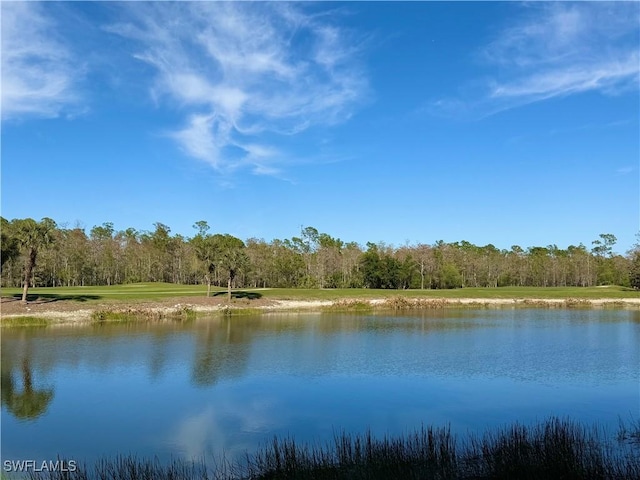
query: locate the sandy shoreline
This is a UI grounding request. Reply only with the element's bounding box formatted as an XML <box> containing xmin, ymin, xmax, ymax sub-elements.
<box><xmin>1</xmin><ymin>296</ymin><xmax>639</xmax><ymax>324</ymax></box>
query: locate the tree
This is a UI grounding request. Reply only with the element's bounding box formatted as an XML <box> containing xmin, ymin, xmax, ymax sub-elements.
<box><xmin>397</xmin><ymin>254</ymin><xmax>417</xmax><ymax>289</ymax></box>
<box><xmin>567</xmin><ymin>244</ymin><xmax>593</xmax><ymax>287</ymax></box>
<box><xmin>507</xmin><ymin>245</ymin><xmax>526</xmax><ymax>287</ymax></box>
<box><xmin>380</xmin><ymin>254</ymin><xmax>400</xmax><ymax>289</ymax></box>
<box><xmin>414</xmin><ymin>244</ymin><xmax>432</xmax><ymax>290</ymax></box>
<box><xmin>272</xmin><ymin>239</ymin><xmax>306</xmax><ymax>287</ymax></box>
<box><xmin>118</xmin><ymin>227</ymin><xmax>142</xmax><ymax>284</ymax></box>
<box><xmin>150</xmin><ymin>222</ymin><xmax>176</xmax><ymax>283</ymax></box>
<box><xmin>13</xmin><ymin>218</ymin><xmax>56</xmax><ymax>302</ymax></box>
<box><xmin>592</xmin><ymin>234</ymin><xmax>618</xmax><ymax>285</ymax></box>
<box><xmin>527</xmin><ymin>247</ymin><xmax>550</xmax><ymax>287</ymax></box>
<box><xmin>191</xmin><ymin>221</ymin><xmax>218</xmax><ymax>297</ymax></box>
<box><xmin>439</xmin><ymin>263</ymin><xmax>462</xmax><ymax>289</ymax></box>
<box><xmin>2</xmin><ymin>215</ymin><xmax>636</xmax><ymax>291</ymax></box>
<box><xmin>1</xmin><ymin>217</ymin><xmax>20</xmax><ymax>269</ymax></box>
<box><xmin>591</xmin><ymin>233</ymin><xmax>617</xmax><ymax>258</ymax></box>
<box><xmin>629</xmin><ymin>234</ymin><xmax>640</xmax><ymax>290</ymax></box>
<box><xmin>90</xmin><ymin>222</ymin><xmax>117</xmax><ymax>285</ymax></box>
<box><xmin>288</xmin><ymin>226</ymin><xmax>320</xmax><ymax>287</ymax></box>
<box><xmin>316</xmin><ymin>232</ymin><xmax>343</xmax><ymax>288</ymax></box>
<box><xmin>360</xmin><ymin>243</ymin><xmax>382</xmax><ymax>288</ymax></box>
<box><xmin>631</xmin><ymin>258</ymin><xmax>640</xmax><ymax>289</ymax></box>
<box><xmin>213</xmin><ymin>234</ymin><xmax>248</xmax><ymax>301</ymax></box>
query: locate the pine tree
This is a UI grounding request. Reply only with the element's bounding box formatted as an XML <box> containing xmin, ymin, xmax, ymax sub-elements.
<box><xmin>629</xmin><ymin>251</ymin><xmax>640</xmax><ymax>290</ymax></box>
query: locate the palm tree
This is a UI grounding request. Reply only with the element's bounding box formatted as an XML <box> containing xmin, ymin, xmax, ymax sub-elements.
<box><xmin>13</xmin><ymin>218</ymin><xmax>56</xmax><ymax>302</ymax></box>
<box><xmin>214</xmin><ymin>234</ymin><xmax>248</xmax><ymax>302</ymax></box>
<box><xmin>191</xmin><ymin>233</ymin><xmax>219</xmax><ymax>297</ymax></box>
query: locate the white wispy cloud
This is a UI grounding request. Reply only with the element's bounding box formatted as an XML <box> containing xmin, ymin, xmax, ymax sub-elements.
<box><xmin>170</xmin><ymin>397</ymin><xmax>282</xmax><ymax>462</ymax></box>
<box><xmin>107</xmin><ymin>2</ymin><xmax>368</xmax><ymax>175</ymax></box>
<box><xmin>1</xmin><ymin>2</ymin><xmax>80</xmax><ymax>121</ymax></box>
<box><xmin>432</xmin><ymin>3</ymin><xmax>640</xmax><ymax>118</ymax></box>
<box><xmin>616</xmin><ymin>166</ymin><xmax>635</xmax><ymax>176</ymax></box>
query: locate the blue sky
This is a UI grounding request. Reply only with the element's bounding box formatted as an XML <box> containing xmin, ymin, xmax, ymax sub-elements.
<box><xmin>2</xmin><ymin>1</ymin><xmax>639</xmax><ymax>254</ymax></box>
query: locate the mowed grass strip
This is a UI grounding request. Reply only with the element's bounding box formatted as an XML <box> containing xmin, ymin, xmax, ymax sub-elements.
<box><xmin>1</xmin><ymin>283</ymin><xmax>638</xmax><ymax>305</ymax></box>
<box><xmin>1</xmin><ymin>283</ymin><xmax>209</xmax><ymax>302</ymax></box>
<box><xmin>260</xmin><ymin>285</ymin><xmax>638</xmax><ymax>300</ymax></box>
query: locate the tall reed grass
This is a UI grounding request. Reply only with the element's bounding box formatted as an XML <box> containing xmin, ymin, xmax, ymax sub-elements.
<box><xmin>90</xmin><ymin>306</ymin><xmax>196</xmax><ymax>324</ymax></box>
<box><xmin>1</xmin><ymin>316</ymin><xmax>50</xmax><ymax>327</ymax></box>
<box><xmin>27</xmin><ymin>417</ymin><xmax>640</xmax><ymax>480</ymax></box>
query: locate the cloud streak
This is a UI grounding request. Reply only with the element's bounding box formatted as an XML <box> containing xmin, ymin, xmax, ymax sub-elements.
<box><xmin>107</xmin><ymin>2</ymin><xmax>368</xmax><ymax>175</ymax></box>
<box><xmin>616</xmin><ymin>166</ymin><xmax>635</xmax><ymax>176</ymax></box>
<box><xmin>432</xmin><ymin>3</ymin><xmax>639</xmax><ymax>118</ymax></box>
<box><xmin>1</xmin><ymin>2</ymin><xmax>80</xmax><ymax>121</ymax></box>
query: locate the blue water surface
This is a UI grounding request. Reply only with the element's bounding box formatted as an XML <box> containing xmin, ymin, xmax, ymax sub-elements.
<box><xmin>2</xmin><ymin>308</ymin><xmax>638</xmax><ymax>466</ymax></box>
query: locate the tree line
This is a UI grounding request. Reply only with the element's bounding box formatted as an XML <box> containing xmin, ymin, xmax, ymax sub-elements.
<box><xmin>1</xmin><ymin>217</ymin><xmax>638</xmax><ymax>301</ymax></box>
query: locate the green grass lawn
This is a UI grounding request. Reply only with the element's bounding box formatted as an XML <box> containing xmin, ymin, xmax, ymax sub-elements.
<box><xmin>260</xmin><ymin>285</ymin><xmax>639</xmax><ymax>300</ymax></box>
<box><xmin>1</xmin><ymin>283</ymin><xmax>208</xmax><ymax>302</ymax></box>
<box><xmin>1</xmin><ymin>283</ymin><xmax>638</xmax><ymax>305</ymax></box>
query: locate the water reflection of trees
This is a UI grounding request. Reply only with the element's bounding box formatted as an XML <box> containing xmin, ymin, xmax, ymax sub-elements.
<box><xmin>316</xmin><ymin>310</ymin><xmax>484</xmax><ymax>334</ymax></box>
<box><xmin>1</xmin><ymin>347</ymin><xmax>54</xmax><ymax>421</ymax></box>
<box><xmin>0</xmin><ymin>312</ymin><xmax>494</xmax><ymax>401</ymax></box>
<box><xmin>192</xmin><ymin>317</ymin><xmax>254</xmax><ymax>386</ymax></box>
<box><xmin>3</xmin><ymin>310</ymin><xmax>635</xmax><ymax>405</ymax></box>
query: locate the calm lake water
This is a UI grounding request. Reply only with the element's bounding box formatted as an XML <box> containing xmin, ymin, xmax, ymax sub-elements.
<box><xmin>2</xmin><ymin>309</ymin><xmax>639</xmax><ymax>467</ymax></box>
